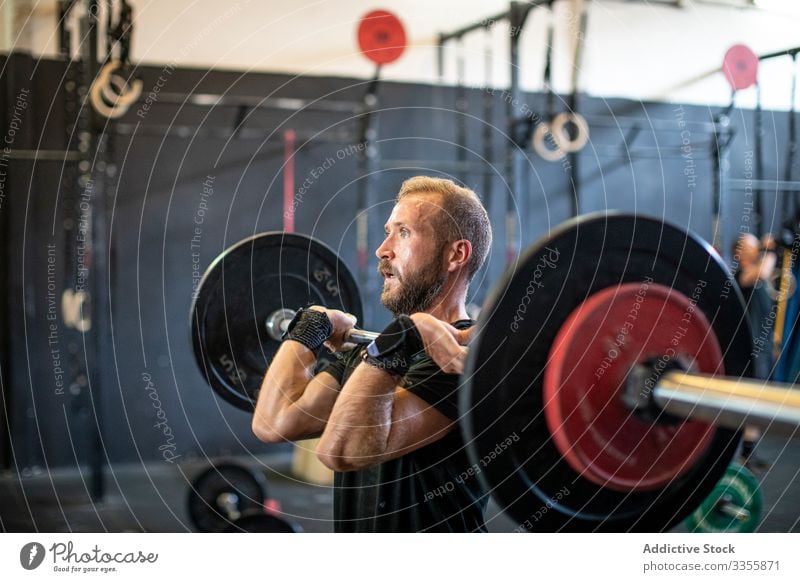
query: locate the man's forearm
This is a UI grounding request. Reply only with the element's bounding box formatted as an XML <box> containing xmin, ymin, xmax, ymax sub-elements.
<box><xmin>263</xmin><ymin>341</ymin><xmax>318</xmax><ymax>401</ymax></box>
<box><xmin>317</xmin><ymin>362</ymin><xmax>397</xmax><ymax>470</ymax></box>
<box><xmin>252</xmin><ymin>340</ymin><xmax>321</xmax><ymax>441</ymax></box>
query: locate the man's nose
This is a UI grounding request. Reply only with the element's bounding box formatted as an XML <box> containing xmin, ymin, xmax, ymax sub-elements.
<box><xmin>376</xmin><ymin>237</ymin><xmax>393</xmax><ymax>260</ymax></box>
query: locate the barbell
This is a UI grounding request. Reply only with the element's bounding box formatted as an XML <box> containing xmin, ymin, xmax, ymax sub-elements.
<box><xmin>190</xmin><ymin>213</ymin><xmax>800</xmax><ymax>531</ymax></box>
<box><xmin>187</xmin><ymin>462</ymin><xmax>301</xmax><ymax>532</ymax></box>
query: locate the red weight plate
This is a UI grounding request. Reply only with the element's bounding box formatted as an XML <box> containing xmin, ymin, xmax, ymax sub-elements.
<box><xmin>722</xmin><ymin>44</ymin><xmax>758</xmax><ymax>91</ymax></box>
<box><xmin>357</xmin><ymin>10</ymin><xmax>407</xmax><ymax>65</ymax></box>
<box><xmin>544</xmin><ymin>283</ymin><xmax>722</xmax><ymax>493</ymax></box>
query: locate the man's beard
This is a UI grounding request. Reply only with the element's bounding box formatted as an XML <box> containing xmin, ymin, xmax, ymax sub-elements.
<box><xmin>379</xmin><ymin>258</ymin><xmax>448</xmax><ymax>317</ymax></box>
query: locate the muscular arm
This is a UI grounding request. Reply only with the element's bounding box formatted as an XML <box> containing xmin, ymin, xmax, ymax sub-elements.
<box><xmin>252</xmin><ymin>306</ymin><xmax>358</xmax><ymax>443</ymax></box>
<box><xmin>316</xmin><ymin>362</ymin><xmax>454</xmax><ymax>472</ymax></box>
<box><xmin>251</xmin><ymin>340</ymin><xmax>343</xmax><ymax>443</ymax></box>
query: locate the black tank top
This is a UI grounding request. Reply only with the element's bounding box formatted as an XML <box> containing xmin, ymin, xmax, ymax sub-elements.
<box><xmin>320</xmin><ymin>319</ymin><xmax>488</xmax><ymax>532</ymax></box>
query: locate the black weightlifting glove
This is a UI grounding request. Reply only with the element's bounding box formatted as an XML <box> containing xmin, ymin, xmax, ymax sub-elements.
<box><xmin>362</xmin><ymin>315</ymin><xmax>424</xmax><ymax>377</ymax></box>
<box><xmin>282</xmin><ymin>307</ymin><xmax>333</xmax><ymax>354</ymax></box>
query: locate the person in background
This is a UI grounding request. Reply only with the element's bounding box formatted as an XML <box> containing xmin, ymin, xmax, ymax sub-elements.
<box><xmin>733</xmin><ymin>232</ymin><xmax>777</xmax><ymax>470</ymax></box>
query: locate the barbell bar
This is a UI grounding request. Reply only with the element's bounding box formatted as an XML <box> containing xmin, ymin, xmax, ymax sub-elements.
<box><xmin>263</xmin><ymin>307</ymin><xmax>379</xmax><ymax>344</ymax></box>
<box><xmin>253</xmin><ymin>264</ymin><xmax>800</xmax><ymax>446</ymax></box>
<box><xmin>647</xmin><ymin>371</ymin><xmax>800</xmax><ymax>437</ymax></box>
<box><xmin>260</xmin><ymin>290</ymin><xmax>800</xmax><ymax>440</ymax></box>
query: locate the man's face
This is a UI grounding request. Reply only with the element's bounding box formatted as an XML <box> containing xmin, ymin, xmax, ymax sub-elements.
<box><xmin>375</xmin><ymin>193</ymin><xmax>448</xmax><ymax>316</ymax></box>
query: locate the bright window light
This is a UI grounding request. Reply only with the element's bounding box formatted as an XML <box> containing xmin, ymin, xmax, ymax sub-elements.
<box><xmin>753</xmin><ymin>0</ymin><xmax>800</xmax><ymax>14</ymax></box>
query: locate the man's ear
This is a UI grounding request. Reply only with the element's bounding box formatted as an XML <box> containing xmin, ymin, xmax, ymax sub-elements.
<box><xmin>446</xmin><ymin>239</ymin><xmax>472</xmax><ymax>273</ymax></box>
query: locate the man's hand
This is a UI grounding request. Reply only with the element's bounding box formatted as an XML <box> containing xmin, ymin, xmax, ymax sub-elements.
<box><xmin>451</xmin><ymin>325</ymin><xmax>474</xmax><ymax>347</ymax></box>
<box><xmin>308</xmin><ymin>306</ymin><xmax>357</xmax><ymax>352</ymax></box>
<box><xmin>409</xmin><ymin>313</ymin><xmax>471</xmax><ymax>374</ymax></box>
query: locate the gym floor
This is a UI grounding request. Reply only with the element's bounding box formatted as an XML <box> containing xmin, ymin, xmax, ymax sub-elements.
<box><xmin>2</xmin><ymin>434</ymin><xmax>798</xmax><ymax>533</ymax></box>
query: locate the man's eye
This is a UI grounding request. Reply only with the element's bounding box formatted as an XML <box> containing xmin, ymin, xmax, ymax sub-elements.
<box><xmin>400</xmin><ymin>229</ymin><xmax>410</xmax><ymax>237</ymax></box>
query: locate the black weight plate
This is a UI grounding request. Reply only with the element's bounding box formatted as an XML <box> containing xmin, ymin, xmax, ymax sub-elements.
<box><xmin>225</xmin><ymin>510</ymin><xmax>303</xmax><ymax>533</ymax></box>
<box><xmin>190</xmin><ymin>232</ymin><xmax>363</xmax><ymax>411</ymax></box>
<box><xmin>187</xmin><ymin>463</ymin><xmax>269</xmax><ymax>532</ymax></box>
<box><xmin>461</xmin><ymin>213</ymin><xmax>752</xmax><ymax>532</ymax></box>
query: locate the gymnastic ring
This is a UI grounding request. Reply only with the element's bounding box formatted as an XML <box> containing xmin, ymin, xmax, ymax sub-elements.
<box><xmin>90</xmin><ymin>60</ymin><xmax>142</xmax><ymax>119</ymax></box>
<box><xmin>532</xmin><ymin>122</ymin><xmax>566</xmax><ymax>162</ymax></box>
<box><xmin>102</xmin><ymin>72</ymin><xmax>142</xmax><ymax>108</ymax></box>
<box><xmin>551</xmin><ymin>111</ymin><xmax>589</xmax><ymax>153</ymax></box>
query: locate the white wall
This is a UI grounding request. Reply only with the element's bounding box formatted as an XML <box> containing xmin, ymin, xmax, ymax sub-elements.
<box><xmin>9</xmin><ymin>0</ymin><xmax>800</xmax><ymax>110</ymax></box>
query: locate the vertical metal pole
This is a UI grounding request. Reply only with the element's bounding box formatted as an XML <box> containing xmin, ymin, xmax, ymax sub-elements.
<box><xmin>482</xmin><ymin>29</ymin><xmax>494</xmax><ymax>243</ymax></box>
<box><xmin>506</xmin><ymin>2</ymin><xmax>522</xmax><ymax>263</ymax></box>
<box><xmin>455</xmin><ymin>39</ymin><xmax>468</xmax><ymax>177</ymax></box>
<box><xmin>86</xmin><ymin>0</ymin><xmax>106</xmax><ymax>501</ymax></box>
<box><xmin>785</xmin><ymin>53</ymin><xmax>798</xmax><ymax>221</ymax></box>
<box><xmin>283</xmin><ymin>129</ymin><xmax>296</xmax><ymax>233</ymax></box>
<box><xmin>711</xmin><ymin>111</ymin><xmax>728</xmax><ymax>255</ymax></box>
<box><xmin>0</xmin><ymin>54</ymin><xmax>9</xmax><ymax>471</ymax></box>
<box><xmin>436</xmin><ymin>34</ymin><xmax>445</xmax><ymax>81</ymax></box>
<box><xmin>754</xmin><ymin>83</ymin><xmax>764</xmax><ymax>237</ymax></box>
<box><xmin>357</xmin><ymin>69</ymin><xmax>381</xmax><ymax>327</ymax></box>
<box><xmin>775</xmin><ymin>55</ymin><xmax>799</xmax><ymax>361</ymax></box>
<box><xmin>506</xmin><ymin>2</ymin><xmax>535</xmax><ymax>255</ymax></box>
<box><xmin>0</xmin><ymin>54</ymin><xmax>32</xmax><ymax>471</ymax></box>
<box><xmin>566</xmin><ymin>8</ymin><xmax>587</xmax><ymax>218</ymax></box>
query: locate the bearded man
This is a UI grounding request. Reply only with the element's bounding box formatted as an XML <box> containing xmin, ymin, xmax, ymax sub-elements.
<box><xmin>252</xmin><ymin>176</ymin><xmax>492</xmax><ymax>532</ymax></box>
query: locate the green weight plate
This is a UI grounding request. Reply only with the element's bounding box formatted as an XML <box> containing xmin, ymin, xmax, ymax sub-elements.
<box><xmin>685</xmin><ymin>463</ymin><xmax>763</xmax><ymax>533</ymax></box>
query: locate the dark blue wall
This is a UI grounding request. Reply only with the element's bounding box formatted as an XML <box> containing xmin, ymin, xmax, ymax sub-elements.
<box><xmin>2</xmin><ymin>54</ymin><xmax>797</xmax><ymax>469</ymax></box>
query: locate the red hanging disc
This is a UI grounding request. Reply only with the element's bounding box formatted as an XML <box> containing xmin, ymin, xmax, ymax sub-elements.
<box><xmin>722</xmin><ymin>44</ymin><xmax>759</xmax><ymax>91</ymax></box>
<box><xmin>357</xmin><ymin>10</ymin><xmax>407</xmax><ymax>66</ymax></box>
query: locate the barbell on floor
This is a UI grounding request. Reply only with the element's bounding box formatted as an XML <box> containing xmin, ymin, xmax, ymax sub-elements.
<box><xmin>187</xmin><ymin>462</ymin><xmax>301</xmax><ymax>533</ymax></box>
<box><xmin>190</xmin><ymin>212</ymin><xmax>800</xmax><ymax>531</ymax></box>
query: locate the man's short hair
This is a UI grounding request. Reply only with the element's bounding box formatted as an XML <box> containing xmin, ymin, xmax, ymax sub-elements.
<box><xmin>397</xmin><ymin>176</ymin><xmax>492</xmax><ymax>282</ymax></box>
